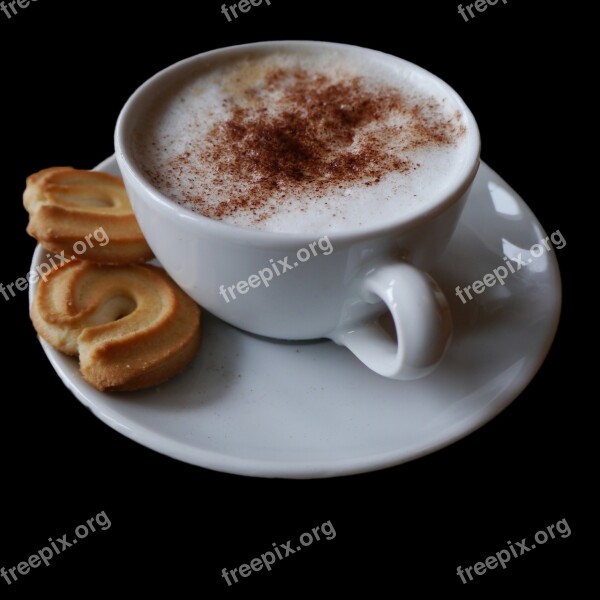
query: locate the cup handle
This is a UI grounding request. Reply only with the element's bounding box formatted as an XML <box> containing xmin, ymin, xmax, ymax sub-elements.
<box><xmin>330</xmin><ymin>262</ymin><xmax>452</xmax><ymax>380</ymax></box>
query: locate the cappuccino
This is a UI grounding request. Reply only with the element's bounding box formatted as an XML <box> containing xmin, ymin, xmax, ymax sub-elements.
<box><xmin>134</xmin><ymin>48</ymin><xmax>469</xmax><ymax>233</ymax></box>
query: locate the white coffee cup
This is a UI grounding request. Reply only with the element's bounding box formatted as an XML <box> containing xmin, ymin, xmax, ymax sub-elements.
<box><xmin>115</xmin><ymin>41</ymin><xmax>480</xmax><ymax>380</ymax></box>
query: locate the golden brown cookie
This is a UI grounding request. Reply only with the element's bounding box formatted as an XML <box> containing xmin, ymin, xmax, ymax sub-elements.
<box><xmin>24</xmin><ymin>167</ymin><xmax>153</xmax><ymax>265</ymax></box>
<box><xmin>31</xmin><ymin>260</ymin><xmax>201</xmax><ymax>392</ymax></box>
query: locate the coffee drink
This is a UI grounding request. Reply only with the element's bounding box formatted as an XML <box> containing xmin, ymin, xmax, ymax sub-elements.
<box><xmin>133</xmin><ymin>47</ymin><xmax>468</xmax><ymax>233</ymax></box>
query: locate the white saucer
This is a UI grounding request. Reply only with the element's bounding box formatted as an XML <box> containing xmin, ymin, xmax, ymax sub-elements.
<box><xmin>29</xmin><ymin>156</ymin><xmax>561</xmax><ymax>478</ymax></box>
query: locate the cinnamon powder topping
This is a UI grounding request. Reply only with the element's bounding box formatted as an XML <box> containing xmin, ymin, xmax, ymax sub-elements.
<box><xmin>146</xmin><ymin>67</ymin><xmax>465</xmax><ymax>224</ymax></box>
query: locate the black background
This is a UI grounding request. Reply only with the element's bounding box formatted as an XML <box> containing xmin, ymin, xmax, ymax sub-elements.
<box><xmin>1</xmin><ymin>0</ymin><xmax>586</xmax><ymax>594</ymax></box>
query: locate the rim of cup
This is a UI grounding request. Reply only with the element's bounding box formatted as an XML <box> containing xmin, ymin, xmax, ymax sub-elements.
<box><xmin>115</xmin><ymin>40</ymin><xmax>481</xmax><ymax>245</ymax></box>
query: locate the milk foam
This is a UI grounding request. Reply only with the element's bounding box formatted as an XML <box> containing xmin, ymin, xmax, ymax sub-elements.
<box><xmin>133</xmin><ymin>49</ymin><xmax>469</xmax><ymax>233</ymax></box>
